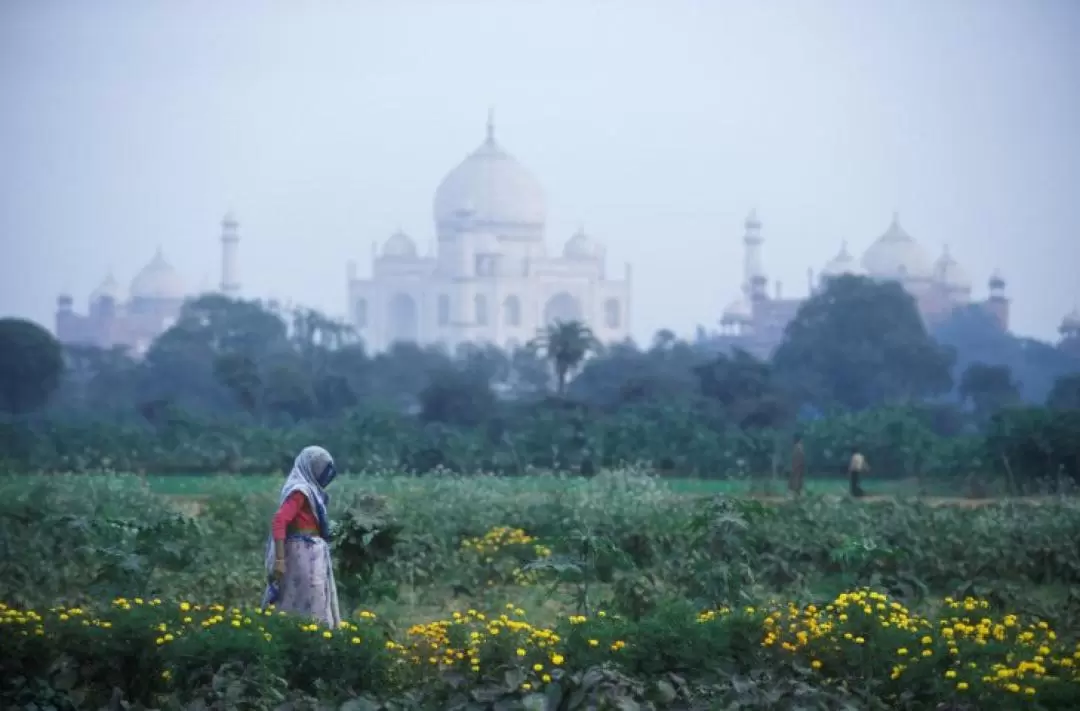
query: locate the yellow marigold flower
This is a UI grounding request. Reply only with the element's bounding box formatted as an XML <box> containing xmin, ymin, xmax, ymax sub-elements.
<box><xmin>551</xmin><ymin>653</ymin><xmax>564</xmax><ymax>665</ymax></box>
<box><xmin>811</xmin><ymin>660</ymin><xmax>822</xmax><ymax>669</ymax></box>
<box><xmin>957</xmin><ymin>682</ymin><xmax>969</xmax><ymax>691</ymax></box>
<box><xmin>897</xmin><ymin>648</ymin><xmax>908</xmax><ymax>656</ymax></box>
<box><xmin>944</xmin><ymin>670</ymin><xmax>956</xmax><ymax>679</ymax></box>
<box><xmin>517</xmin><ymin>648</ymin><xmax>527</xmax><ymax>657</ymax></box>
<box><xmin>533</xmin><ymin>663</ymin><xmax>543</xmax><ymax>672</ymax></box>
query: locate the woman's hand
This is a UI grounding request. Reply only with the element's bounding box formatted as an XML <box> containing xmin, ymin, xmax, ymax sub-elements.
<box><xmin>273</xmin><ymin>558</ymin><xmax>286</xmax><ymax>581</ymax></box>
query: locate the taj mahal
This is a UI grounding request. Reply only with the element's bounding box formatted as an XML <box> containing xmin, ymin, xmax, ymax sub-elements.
<box><xmin>54</xmin><ymin>114</ymin><xmax>1080</xmax><ymax>357</ymax></box>
<box><xmin>345</xmin><ymin>113</ymin><xmax>632</xmax><ymax>352</ymax></box>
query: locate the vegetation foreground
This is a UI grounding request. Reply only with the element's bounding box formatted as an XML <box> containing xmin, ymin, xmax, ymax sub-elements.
<box><xmin>3</xmin><ymin>470</ymin><xmax>1080</xmax><ymax>709</ymax></box>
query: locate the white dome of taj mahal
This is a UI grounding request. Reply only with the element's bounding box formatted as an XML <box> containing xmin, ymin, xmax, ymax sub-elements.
<box><xmin>721</xmin><ymin>294</ymin><xmax>753</xmax><ymax>324</ymax></box>
<box><xmin>382</xmin><ymin>229</ymin><xmax>419</xmax><ymax>258</ymax></box>
<box><xmin>861</xmin><ymin>212</ymin><xmax>934</xmax><ymax>281</ymax></box>
<box><xmin>433</xmin><ymin>112</ymin><xmax>546</xmax><ymax>234</ymax></box>
<box><xmin>563</xmin><ymin>227</ymin><xmax>605</xmax><ymax>260</ymax></box>
<box><xmin>932</xmin><ymin>244</ymin><xmax>972</xmax><ymax>292</ymax></box>
<box><xmin>820</xmin><ymin>240</ymin><xmax>867</xmax><ymax>280</ymax></box>
<box><xmin>130</xmin><ymin>248</ymin><xmax>186</xmax><ymax>301</ymax></box>
<box><xmin>89</xmin><ymin>272</ymin><xmax>121</xmax><ymax>304</ymax></box>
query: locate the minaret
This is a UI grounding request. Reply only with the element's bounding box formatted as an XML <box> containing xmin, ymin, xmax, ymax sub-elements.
<box><xmin>986</xmin><ymin>269</ymin><xmax>1009</xmax><ymax>331</ymax></box>
<box><xmin>742</xmin><ymin>209</ymin><xmax>767</xmax><ymax>301</ymax></box>
<box><xmin>220</xmin><ymin>211</ymin><xmax>240</xmax><ymax>296</ymax></box>
<box><xmin>485</xmin><ymin>107</ymin><xmax>495</xmax><ymax>145</ymax></box>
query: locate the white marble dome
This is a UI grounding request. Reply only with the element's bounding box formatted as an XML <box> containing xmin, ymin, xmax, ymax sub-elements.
<box><xmin>1061</xmin><ymin>306</ymin><xmax>1080</xmax><ymax>333</ymax></box>
<box><xmin>563</xmin><ymin>227</ymin><xmax>605</xmax><ymax>259</ymax></box>
<box><xmin>433</xmin><ymin>116</ymin><xmax>546</xmax><ymax>232</ymax></box>
<box><xmin>932</xmin><ymin>245</ymin><xmax>971</xmax><ymax>292</ymax></box>
<box><xmin>382</xmin><ymin>229</ymin><xmax>419</xmax><ymax>258</ymax></box>
<box><xmin>861</xmin><ymin>213</ymin><xmax>934</xmax><ymax>281</ymax></box>
<box><xmin>89</xmin><ymin>272</ymin><xmax>121</xmax><ymax>304</ymax></box>
<box><xmin>721</xmin><ymin>295</ymin><xmax>753</xmax><ymax>324</ymax></box>
<box><xmin>130</xmin><ymin>248</ymin><xmax>185</xmax><ymax>301</ymax></box>
<box><xmin>821</xmin><ymin>241</ymin><xmax>867</xmax><ymax>279</ymax></box>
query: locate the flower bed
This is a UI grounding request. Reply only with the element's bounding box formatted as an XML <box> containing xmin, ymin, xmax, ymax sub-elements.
<box><xmin>3</xmin><ymin>589</ymin><xmax>1079</xmax><ymax>708</ymax></box>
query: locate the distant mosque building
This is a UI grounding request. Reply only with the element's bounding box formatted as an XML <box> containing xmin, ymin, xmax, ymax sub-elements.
<box><xmin>715</xmin><ymin>210</ymin><xmax>1013</xmax><ymax>359</ymax></box>
<box><xmin>55</xmin><ymin>213</ymin><xmax>241</xmax><ymax>354</ymax></box>
<box><xmin>346</xmin><ymin>113</ymin><xmax>633</xmax><ymax>351</ymax></box>
<box><xmin>1060</xmin><ymin>305</ymin><xmax>1080</xmax><ymax>359</ymax></box>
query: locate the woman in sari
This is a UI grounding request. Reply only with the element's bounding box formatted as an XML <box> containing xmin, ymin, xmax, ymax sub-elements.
<box><xmin>262</xmin><ymin>445</ymin><xmax>341</xmax><ymax>628</ymax></box>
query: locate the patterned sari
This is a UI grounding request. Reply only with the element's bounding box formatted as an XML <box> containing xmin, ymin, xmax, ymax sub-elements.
<box><xmin>262</xmin><ymin>446</ymin><xmax>342</xmax><ymax>628</ymax></box>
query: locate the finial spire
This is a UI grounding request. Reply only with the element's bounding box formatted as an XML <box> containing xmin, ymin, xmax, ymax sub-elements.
<box><xmin>486</xmin><ymin>107</ymin><xmax>495</xmax><ymax>144</ymax></box>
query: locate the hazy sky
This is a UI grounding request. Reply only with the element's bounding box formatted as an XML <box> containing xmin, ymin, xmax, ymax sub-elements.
<box><xmin>2</xmin><ymin>0</ymin><xmax>1079</xmax><ymax>342</ymax></box>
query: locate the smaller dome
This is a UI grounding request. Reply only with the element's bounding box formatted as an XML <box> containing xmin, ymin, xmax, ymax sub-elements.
<box><xmin>563</xmin><ymin>227</ymin><xmax>605</xmax><ymax>260</ymax></box>
<box><xmin>1061</xmin><ymin>306</ymin><xmax>1080</xmax><ymax>333</ymax></box>
<box><xmin>932</xmin><ymin>245</ymin><xmax>971</xmax><ymax>291</ymax></box>
<box><xmin>90</xmin><ymin>272</ymin><xmax>121</xmax><ymax>304</ymax></box>
<box><xmin>382</xmin><ymin>229</ymin><xmax>418</xmax><ymax>258</ymax></box>
<box><xmin>821</xmin><ymin>241</ymin><xmax>867</xmax><ymax>279</ymax></box>
<box><xmin>721</xmin><ymin>295</ymin><xmax>753</xmax><ymax>324</ymax></box>
<box><xmin>989</xmin><ymin>268</ymin><xmax>1006</xmax><ymax>289</ymax></box>
<box><xmin>130</xmin><ymin>248</ymin><xmax>186</xmax><ymax>301</ymax></box>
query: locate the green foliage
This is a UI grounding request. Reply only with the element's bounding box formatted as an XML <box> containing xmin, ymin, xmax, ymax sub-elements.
<box><xmin>960</xmin><ymin>362</ymin><xmax>1021</xmax><ymax>420</ymax></box>
<box><xmin>529</xmin><ymin>319</ymin><xmax>597</xmax><ymax>395</ymax></box>
<box><xmin>3</xmin><ymin>472</ymin><xmax>1080</xmax><ymax>708</ymax></box>
<box><xmin>774</xmin><ymin>275</ymin><xmax>955</xmax><ymax>410</ymax></box>
<box><xmin>1047</xmin><ymin>373</ymin><xmax>1080</xmax><ymax>411</ymax></box>
<box><xmin>0</xmin><ymin>317</ymin><xmax>64</xmax><ymax>414</ymax></box>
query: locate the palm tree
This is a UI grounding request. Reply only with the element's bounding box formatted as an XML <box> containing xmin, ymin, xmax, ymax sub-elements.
<box><xmin>528</xmin><ymin>320</ymin><xmax>598</xmax><ymax>396</ymax></box>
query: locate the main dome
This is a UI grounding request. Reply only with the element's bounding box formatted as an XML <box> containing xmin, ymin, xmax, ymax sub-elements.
<box><xmin>861</xmin><ymin>213</ymin><xmax>933</xmax><ymax>281</ymax></box>
<box><xmin>130</xmin><ymin>248</ymin><xmax>186</xmax><ymax>301</ymax></box>
<box><xmin>432</xmin><ymin>115</ymin><xmax>546</xmax><ymax>234</ymax></box>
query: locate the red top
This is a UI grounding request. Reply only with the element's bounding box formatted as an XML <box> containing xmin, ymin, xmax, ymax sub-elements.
<box><xmin>272</xmin><ymin>491</ymin><xmax>319</xmax><ymax>540</ymax></box>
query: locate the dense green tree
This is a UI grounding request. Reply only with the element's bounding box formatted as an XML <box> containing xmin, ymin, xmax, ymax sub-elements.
<box><xmin>933</xmin><ymin>305</ymin><xmax>1080</xmax><ymax>403</ymax></box>
<box><xmin>773</xmin><ymin>275</ymin><xmax>954</xmax><ymax>410</ymax></box>
<box><xmin>0</xmin><ymin>318</ymin><xmax>64</xmax><ymax>414</ymax></box>
<box><xmin>959</xmin><ymin>362</ymin><xmax>1021</xmax><ymax>419</ymax></box>
<box><xmin>419</xmin><ymin>365</ymin><xmax>497</xmax><ymax>428</ymax></box>
<box><xmin>1047</xmin><ymin>373</ymin><xmax>1080</xmax><ymax>411</ymax></box>
<box><xmin>694</xmin><ymin>349</ymin><xmax>789</xmax><ymax>429</ymax></box>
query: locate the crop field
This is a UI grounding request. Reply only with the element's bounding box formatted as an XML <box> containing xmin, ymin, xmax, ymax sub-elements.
<box><xmin>139</xmin><ymin>471</ymin><xmax>954</xmax><ymax>499</ymax></box>
<box><xmin>3</xmin><ymin>469</ymin><xmax>1080</xmax><ymax>709</ymax></box>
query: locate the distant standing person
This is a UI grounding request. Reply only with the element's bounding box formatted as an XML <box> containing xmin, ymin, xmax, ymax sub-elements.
<box><xmin>789</xmin><ymin>434</ymin><xmax>806</xmax><ymax>496</ymax></box>
<box><xmin>848</xmin><ymin>446</ymin><xmax>869</xmax><ymax>498</ymax></box>
<box><xmin>262</xmin><ymin>445</ymin><xmax>342</xmax><ymax>628</ymax></box>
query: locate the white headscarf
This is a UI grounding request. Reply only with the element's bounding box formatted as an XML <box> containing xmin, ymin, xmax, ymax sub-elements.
<box><xmin>263</xmin><ymin>446</ymin><xmax>335</xmax><ymax>577</ymax></box>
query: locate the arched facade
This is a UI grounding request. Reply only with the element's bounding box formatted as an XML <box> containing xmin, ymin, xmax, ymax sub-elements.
<box><xmin>386</xmin><ymin>293</ymin><xmax>419</xmax><ymax>345</ymax></box>
<box><xmin>346</xmin><ymin>116</ymin><xmax>633</xmax><ymax>351</ymax></box>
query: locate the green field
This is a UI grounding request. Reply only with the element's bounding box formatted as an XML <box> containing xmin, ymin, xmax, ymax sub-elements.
<box><xmin>3</xmin><ymin>469</ymin><xmax>1078</xmax><ymax>708</ymax></box>
<box><xmin>141</xmin><ymin>470</ymin><xmax>951</xmax><ymax>499</ymax></box>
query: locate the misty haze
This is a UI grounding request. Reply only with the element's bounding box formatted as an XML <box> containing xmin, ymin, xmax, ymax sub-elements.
<box><xmin>1</xmin><ymin>1</ymin><xmax>1080</xmax><ymax>709</ymax></box>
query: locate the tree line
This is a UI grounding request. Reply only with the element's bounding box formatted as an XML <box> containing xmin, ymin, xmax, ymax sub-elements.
<box><xmin>0</xmin><ymin>275</ymin><xmax>1078</xmax><ymax>483</ymax></box>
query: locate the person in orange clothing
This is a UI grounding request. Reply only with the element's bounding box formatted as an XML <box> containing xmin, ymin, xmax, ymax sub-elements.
<box><xmin>261</xmin><ymin>445</ymin><xmax>341</xmax><ymax>628</ymax></box>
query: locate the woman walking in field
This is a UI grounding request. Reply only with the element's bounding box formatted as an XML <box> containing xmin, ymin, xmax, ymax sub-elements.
<box><xmin>262</xmin><ymin>445</ymin><xmax>341</xmax><ymax>628</ymax></box>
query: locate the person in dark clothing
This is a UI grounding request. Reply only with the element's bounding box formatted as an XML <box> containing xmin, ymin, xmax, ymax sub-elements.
<box><xmin>848</xmin><ymin>445</ymin><xmax>869</xmax><ymax>497</ymax></box>
<box><xmin>789</xmin><ymin>434</ymin><xmax>806</xmax><ymax>496</ymax></box>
